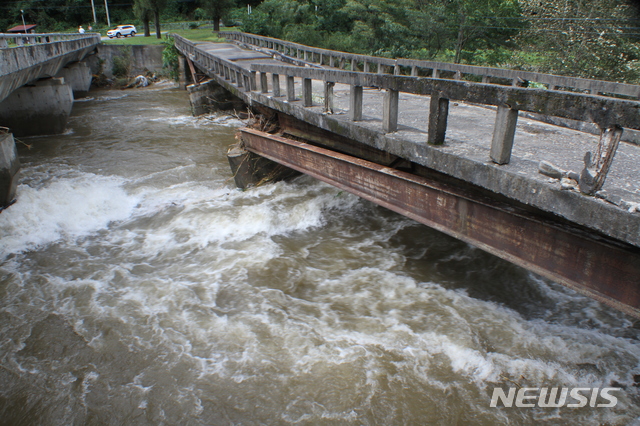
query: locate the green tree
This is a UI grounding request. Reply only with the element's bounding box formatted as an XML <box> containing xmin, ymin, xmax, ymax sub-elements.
<box><xmin>409</xmin><ymin>0</ymin><xmax>523</xmax><ymax>63</ymax></box>
<box><xmin>133</xmin><ymin>0</ymin><xmax>153</xmax><ymax>37</ymax></box>
<box><xmin>135</xmin><ymin>0</ymin><xmax>167</xmax><ymax>38</ymax></box>
<box><xmin>515</xmin><ymin>0</ymin><xmax>640</xmax><ymax>81</ymax></box>
<box><xmin>199</xmin><ymin>0</ymin><xmax>238</xmax><ymax>31</ymax></box>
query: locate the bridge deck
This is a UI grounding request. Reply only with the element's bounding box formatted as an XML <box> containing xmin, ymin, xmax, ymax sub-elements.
<box><xmin>173</xmin><ymin>35</ymin><xmax>640</xmax><ymax>315</ymax></box>
<box><xmin>184</xmin><ymin>40</ymin><xmax>640</xmax><ymax>249</ymax></box>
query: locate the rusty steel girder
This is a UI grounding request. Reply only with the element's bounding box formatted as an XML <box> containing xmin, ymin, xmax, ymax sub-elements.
<box><xmin>240</xmin><ymin>128</ymin><xmax>640</xmax><ymax>318</ymax></box>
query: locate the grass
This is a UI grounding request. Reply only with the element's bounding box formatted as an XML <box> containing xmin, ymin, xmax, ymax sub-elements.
<box><xmin>102</xmin><ymin>27</ymin><xmax>236</xmax><ymax>45</ymax></box>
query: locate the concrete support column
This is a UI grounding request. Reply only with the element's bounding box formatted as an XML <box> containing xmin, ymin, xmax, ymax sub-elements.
<box><xmin>0</xmin><ymin>78</ymin><xmax>73</xmax><ymax>137</ymax></box>
<box><xmin>0</xmin><ymin>132</ymin><xmax>20</xmax><ymax>209</ymax></box>
<box><xmin>56</xmin><ymin>61</ymin><xmax>92</xmax><ymax>97</ymax></box>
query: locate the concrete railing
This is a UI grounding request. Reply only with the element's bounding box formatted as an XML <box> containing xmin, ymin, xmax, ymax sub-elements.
<box><xmin>176</xmin><ymin>32</ymin><xmax>640</xmax><ymax>170</ymax></box>
<box><xmin>0</xmin><ymin>32</ymin><xmax>100</xmax><ymax>49</ymax></box>
<box><xmin>0</xmin><ymin>33</ymin><xmax>101</xmax><ymax>104</ymax></box>
<box><xmin>174</xmin><ymin>34</ymin><xmax>257</xmax><ymax>92</ymax></box>
<box><xmin>249</xmin><ymin>63</ymin><xmax>640</xmax><ymax>166</ymax></box>
<box><xmin>219</xmin><ymin>31</ymin><xmax>640</xmax><ymax>101</ymax></box>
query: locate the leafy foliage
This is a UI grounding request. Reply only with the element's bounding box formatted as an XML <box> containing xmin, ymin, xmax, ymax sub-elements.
<box><xmin>233</xmin><ymin>0</ymin><xmax>640</xmax><ymax>83</ymax></box>
<box><xmin>198</xmin><ymin>0</ymin><xmax>238</xmax><ymax>31</ymax></box>
<box><xmin>112</xmin><ymin>46</ymin><xmax>132</xmax><ymax>77</ymax></box>
<box><xmin>3</xmin><ymin>0</ymin><xmax>640</xmax><ymax>83</ymax></box>
<box><xmin>162</xmin><ymin>36</ymin><xmax>180</xmax><ymax>80</ymax></box>
<box><xmin>514</xmin><ymin>0</ymin><xmax>640</xmax><ymax>82</ymax></box>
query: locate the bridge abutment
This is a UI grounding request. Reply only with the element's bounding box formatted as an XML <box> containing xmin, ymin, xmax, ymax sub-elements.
<box><xmin>0</xmin><ymin>132</ymin><xmax>20</xmax><ymax>209</ymax></box>
<box><xmin>0</xmin><ymin>77</ymin><xmax>73</xmax><ymax>137</ymax></box>
<box><xmin>55</xmin><ymin>61</ymin><xmax>92</xmax><ymax>97</ymax></box>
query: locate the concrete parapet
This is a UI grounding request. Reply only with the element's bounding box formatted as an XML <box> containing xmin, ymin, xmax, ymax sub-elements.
<box><xmin>0</xmin><ymin>77</ymin><xmax>73</xmax><ymax>137</ymax></box>
<box><xmin>187</xmin><ymin>80</ymin><xmax>245</xmax><ymax>115</ymax></box>
<box><xmin>56</xmin><ymin>61</ymin><xmax>92</xmax><ymax>97</ymax></box>
<box><xmin>0</xmin><ymin>132</ymin><xmax>20</xmax><ymax>209</ymax></box>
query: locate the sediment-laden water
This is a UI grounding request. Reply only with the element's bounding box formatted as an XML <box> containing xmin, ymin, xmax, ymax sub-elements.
<box><xmin>1</xmin><ymin>83</ymin><xmax>639</xmax><ymax>425</ymax></box>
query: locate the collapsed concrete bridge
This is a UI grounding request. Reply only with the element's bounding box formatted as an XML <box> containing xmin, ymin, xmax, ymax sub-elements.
<box><xmin>173</xmin><ymin>32</ymin><xmax>640</xmax><ymax>317</ymax></box>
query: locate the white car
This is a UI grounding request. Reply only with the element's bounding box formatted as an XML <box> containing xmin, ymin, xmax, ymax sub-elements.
<box><xmin>107</xmin><ymin>25</ymin><xmax>137</xmax><ymax>38</ymax></box>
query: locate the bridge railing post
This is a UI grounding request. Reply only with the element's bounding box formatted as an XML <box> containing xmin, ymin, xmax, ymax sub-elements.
<box><xmin>303</xmin><ymin>78</ymin><xmax>313</xmax><ymax>107</ymax></box>
<box><xmin>272</xmin><ymin>74</ymin><xmax>281</xmax><ymax>97</ymax></box>
<box><xmin>490</xmin><ymin>106</ymin><xmax>519</xmax><ymax>164</ymax></box>
<box><xmin>383</xmin><ymin>89</ymin><xmax>399</xmax><ymax>133</ymax></box>
<box><xmin>324</xmin><ymin>82</ymin><xmax>335</xmax><ymax>113</ymax></box>
<box><xmin>260</xmin><ymin>72</ymin><xmax>269</xmax><ymax>93</ymax></box>
<box><xmin>428</xmin><ymin>93</ymin><xmax>449</xmax><ymax>145</ymax></box>
<box><xmin>349</xmin><ymin>85</ymin><xmax>363</xmax><ymax>121</ymax></box>
<box><xmin>286</xmin><ymin>76</ymin><xmax>296</xmax><ymax>102</ymax></box>
<box><xmin>249</xmin><ymin>71</ymin><xmax>257</xmax><ymax>91</ymax></box>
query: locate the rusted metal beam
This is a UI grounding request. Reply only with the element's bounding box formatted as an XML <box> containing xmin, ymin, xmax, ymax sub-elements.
<box><xmin>240</xmin><ymin>127</ymin><xmax>640</xmax><ymax>318</ymax></box>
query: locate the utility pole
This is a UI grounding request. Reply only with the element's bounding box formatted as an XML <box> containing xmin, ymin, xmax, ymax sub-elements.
<box><xmin>20</xmin><ymin>10</ymin><xmax>27</xmax><ymax>34</ymax></box>
<box><xmin>91</xmin><ymin>0</ymin><xmax>97</xmax><ymax>24</ymax></box>
<box><xmin>104</xmin><ymin>0</ymin><xmax>111</xmax><ymax>28</ymax></box>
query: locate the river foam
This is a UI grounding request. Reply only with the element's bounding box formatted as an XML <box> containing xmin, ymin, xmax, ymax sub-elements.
<box><xmin>2</xmin><ymin>86</ymin><xmax>639</xmax><ymax>425</ymax></box>
<box><xmin>0</xmin><ymin>172</ymin><xmax>139</xmax><ymax>258</ymax></box>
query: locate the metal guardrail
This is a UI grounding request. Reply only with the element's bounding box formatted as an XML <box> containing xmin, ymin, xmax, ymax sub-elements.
<box><xmin>0</xmin><ymin>33</ymin><xmax>100</xmax><ymax>49</ymax></box>
<box><xmin>219</xmin><ymin>31</ymin><xmax>640</xmax><ymax>100</ymax></box>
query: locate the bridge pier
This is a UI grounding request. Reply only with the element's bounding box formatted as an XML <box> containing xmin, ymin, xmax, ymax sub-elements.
<box><xmin>0</xmin><ymin>132</ymin><xmax>20</xmax><ymax>209</ymax></box>
<box><xmin>55</xmin><ymin>61</ymin><xmax>92</xmax><ymax>98</ymax></box>
<box><xmin>227</xmin><ymin>142</ymin><xmax>298</xmax><ymax>190</ymax></box>
<box><xmin>0</xmin><ymin>77</ymin><xmax>73</xmax><ymax>137</ymax></box>
<box><xmin>187</xmin><ymin>79</ymin><xmax>245</xmax><ymax>115</ymax></box>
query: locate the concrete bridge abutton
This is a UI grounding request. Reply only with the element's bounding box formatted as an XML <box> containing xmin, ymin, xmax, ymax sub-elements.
<box><xmin>0</xmin><ymin>32</ymin><xmax>101</xmax><ymax>208</ymax></box>
<box><xmin>174</xmin><ymin>32</ymin><xmax>640</xmax><ymax>318</ymax></box>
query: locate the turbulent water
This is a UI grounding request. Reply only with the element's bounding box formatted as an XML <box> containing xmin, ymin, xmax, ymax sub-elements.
<box><xmin>1</xmin><ymin>83</ymin><xmax>639</xmax><ymax>425</ymax></box>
